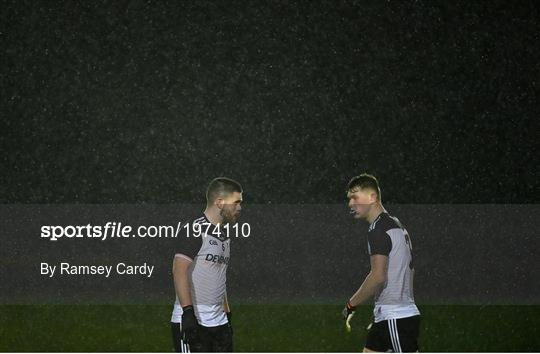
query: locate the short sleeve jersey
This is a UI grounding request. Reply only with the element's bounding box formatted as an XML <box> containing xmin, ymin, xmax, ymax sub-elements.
<box><xmin>367</xmin><ymin>212</ymin><xmax>420</xmax><ymax>322</ymax></box>
<box><xmin>171</xmin><ymin>215</ymin><xmax>230</xmax><ymax>327</ymax></box>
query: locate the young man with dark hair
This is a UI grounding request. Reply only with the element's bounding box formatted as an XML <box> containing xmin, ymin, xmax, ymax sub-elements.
<box><xmin>171</xmin><ymin>177</ymin><xmax>243</xmax><ymax>352</ymax></box>
<box><xmin>343</xmin><ymin>173</ymin><xmax>420</xmax><ymax>352</ymax></box>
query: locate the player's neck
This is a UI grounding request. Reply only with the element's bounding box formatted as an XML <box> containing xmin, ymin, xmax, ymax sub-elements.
<box><xmin>366</xmin><ymin>203</ymin><xmax>386</xmax><ymax>224</ymax></box>
<box><xmin>204</xmin><ymin>208</ymin><xmax>222</xmax><ymax>226</ymax></box>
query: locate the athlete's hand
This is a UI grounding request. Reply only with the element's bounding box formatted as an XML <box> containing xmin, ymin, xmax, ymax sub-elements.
<box><xmin>342</xmin><ymin>301</ymin><xmax>356</xmax><ymax>332</ymax></box>
<box><xmin>181</xmin><ymin>305</ymin><xmax>198</xmax><ymax>341</ymax></box>
<box><xmin>226</xmin><ymin>312</ymin><xmax>233</xmax><ymax>335</ymax></box>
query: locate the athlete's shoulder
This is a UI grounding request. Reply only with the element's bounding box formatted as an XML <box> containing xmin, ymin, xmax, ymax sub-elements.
<box><xmin>367</xmin><ymin>213</ymin><xmax>393</xmax><ymax>256</ymax></box>
<box><xmin>174</xmin><ymin>214</ymin><xmax>206</xmax><ymax>260</ymax></box>
<box><xmin>192</xmin><ymin>214</ymin><xmax>209</xmax><ymax>225</ymax></box>
<box><xmin>369</xmin><ymin>213</ymin><xmax>403</xmax><ymax>234</ymax></box>
<box><xmin>191</xmin><ymin>214</ymin><xmax>225</xmax><ymax>241</ymax></box>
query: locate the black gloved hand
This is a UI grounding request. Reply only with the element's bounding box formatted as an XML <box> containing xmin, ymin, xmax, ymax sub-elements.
<box><xmin>226</xmin><ymin>312</ymin><xmax>233</xmax><ymax>335</ymax></box>
<box><xmin>181</xmin><ymin>305</ymin><xmax>198</xmax><ymax>342</ymax></box>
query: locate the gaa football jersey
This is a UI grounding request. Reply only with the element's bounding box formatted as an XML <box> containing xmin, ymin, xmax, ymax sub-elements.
<box><xmin>367</xmin><ymin>212</ymin><xmax>420</xmax><ymax>323</ymax></box>
<box><xmin>171</xmin><ymin>214</ymin><xmax>230</xmax><ymax>327</ymax></box>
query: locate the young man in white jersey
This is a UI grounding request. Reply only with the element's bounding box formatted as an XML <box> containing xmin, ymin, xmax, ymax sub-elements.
<box><xmin>342</xmin><ymin>174</ymin><xmax>420</xmax><ymax>352</ymax></box>
<box><xmin>171</xmin><ymin>177</ymin><xmax>243</xmax><ymax>352</ymax></box>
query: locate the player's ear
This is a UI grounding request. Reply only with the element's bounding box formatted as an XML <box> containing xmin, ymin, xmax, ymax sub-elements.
<box><xmin>215</xmin><ymin>198</ymin><xmax>225</xmax><ymax>209</ymax></box>
<box><xmin>370</xmin><ymin>191</ymin><xmax>378</xmax><ymax>203</ymax></box>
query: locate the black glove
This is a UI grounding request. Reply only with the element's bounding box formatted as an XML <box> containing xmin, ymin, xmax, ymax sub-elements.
<box><xmin>226</xmin><ymin>312</ymin><xmax>233</xmax><ymax>334</ymax></box>
<box><xmin>181</xmin><ymin>305</ymin><xmax>198</xmax><ymax>341</ymax></box>
<box><xmin>342</xmin><ymin>301</ymin><xmax>356</xmax><ymax>332</ymax></box>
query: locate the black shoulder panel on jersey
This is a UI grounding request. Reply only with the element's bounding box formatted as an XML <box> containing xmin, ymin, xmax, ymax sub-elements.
<box><xmin>368</xmin><ymin>227</ymin><xmax>392</xmax><ymax>256</ymax></box>
<box><xmin>176</xmin><ymin>235</ymin><xmax>201</xmax><ymax>260</ymax></box>
<box><xmin>368</xmin><ymin>213</ymin><xmax>398</xmax><ymax>256</ymax></box>
<box><xmin>175</xmin><ymin>216</ymin><xmax>204</xmax><ymax>260</ymax></box>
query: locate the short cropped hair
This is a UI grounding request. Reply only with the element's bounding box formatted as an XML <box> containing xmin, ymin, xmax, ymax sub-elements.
<box><xmin>206</xmin><ymin>177</ymin><xmax>243</xmax><ymax>204</ymax></box>
<box><xmin>347</xmin><ymin>173</ymin><xmax>381</xmax><ymax>201</ymax></box>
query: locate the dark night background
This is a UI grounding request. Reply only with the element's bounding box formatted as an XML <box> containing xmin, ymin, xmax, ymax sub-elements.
<box><xmin>2</xmin><ymin>1</ymin><xmax>538</xmax><ymax>204</ymax></box>
<box><xmin>1</xmin><ymin>3</ymin><xmax>540</xmax><ymax>352</ymax></box>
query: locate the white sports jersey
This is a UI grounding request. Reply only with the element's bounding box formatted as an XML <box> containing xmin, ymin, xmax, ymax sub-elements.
<box><xmin>367</xmin><ymin>212</ymin><xmax>420</xmax><ymax>323</ymax></box>
<box><xmin>171</xmin><ymin>215</ymin><xmax>230</xmax><ymax>327</ymax></box>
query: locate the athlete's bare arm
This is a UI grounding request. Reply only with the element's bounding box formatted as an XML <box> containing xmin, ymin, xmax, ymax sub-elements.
<box><xmin>223</xmin><ymin>292</ymin><xmax>230</xmax><ymax>313</ymax></box>
<box><xmin>173</xmin><ymin>256</ymin><xmax>193</xmax><ymax>307</ymax></box>
<box><xmin>349</xmin><ymin>254</ymin><xmax>388</xmax><ymax>306</ymax></box>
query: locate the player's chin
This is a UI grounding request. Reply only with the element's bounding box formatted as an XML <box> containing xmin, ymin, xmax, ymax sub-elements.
<box><xmin>227</xmin><ymin>215</ymin><xmax>240</xmax><ymax>224</ymax></box>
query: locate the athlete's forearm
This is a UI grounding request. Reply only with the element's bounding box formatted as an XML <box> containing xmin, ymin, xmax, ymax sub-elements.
<box><xmin>223</xmin><ymin>293</ymin><xmax>230</xmax><ymax>313</ymax></box>
<box><xmin>349</xmin><ymin>271</ymin><xmax>386</xmax><ymax>307</ymax></box>
<box><xmin>173</xmin><ymin>258</ymin><xmax>193</xmax><ymax>307</ymax></box>
<box><xmin>223</xmin><ymin>291</ymin><xmax>230</xmax><ymax>312</ymax></box>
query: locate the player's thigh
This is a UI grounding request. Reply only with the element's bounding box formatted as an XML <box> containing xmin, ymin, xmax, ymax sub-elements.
<box><xmin>171</xmin><ymin>322</ymin><xmax>190</xmax><ymax>353</ymax></box>
<box><xmin>171</xmin><ymin>323</ymin><xmax>210</xmax><ymax>353</ymax></box>
<box><xmin>188</xmin><ymin>326</ymin><xmax>212</xmax><ymax>352</ymax></box>
<box><xmin>395</xmin><ymin>315</ymin><xmax>420</xmax><ymax>352</ymax></box>
<box><xmin>211</xmin><ymin>323</ymin><xmax>233</xmax><ymax>352</ymax></box>
<box><xmin>365</xmin><ymin>316</ymin><xmax>420</xmax><ymax>353</ymax></box>
<box><xmin>365</xmin><ymin>320</ymin><xmax>393</xmax><ymax>352</ymax></box>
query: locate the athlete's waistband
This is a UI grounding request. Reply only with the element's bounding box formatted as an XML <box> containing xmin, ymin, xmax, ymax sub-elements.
<box><xmin>373</xmin><ymin>304</ymin><xmax>420</xmax><ymax>323</ymax></box>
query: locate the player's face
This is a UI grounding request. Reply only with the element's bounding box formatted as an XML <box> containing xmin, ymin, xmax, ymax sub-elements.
<box><xmin>220</xmin><ymin>192</ymin><xmax>243</xmax><ymax>224</ymax></box>
<box><xmin>347</xmin><ymin>189</ymin><xmax>375</xmax><ymax>219</ymax></box>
